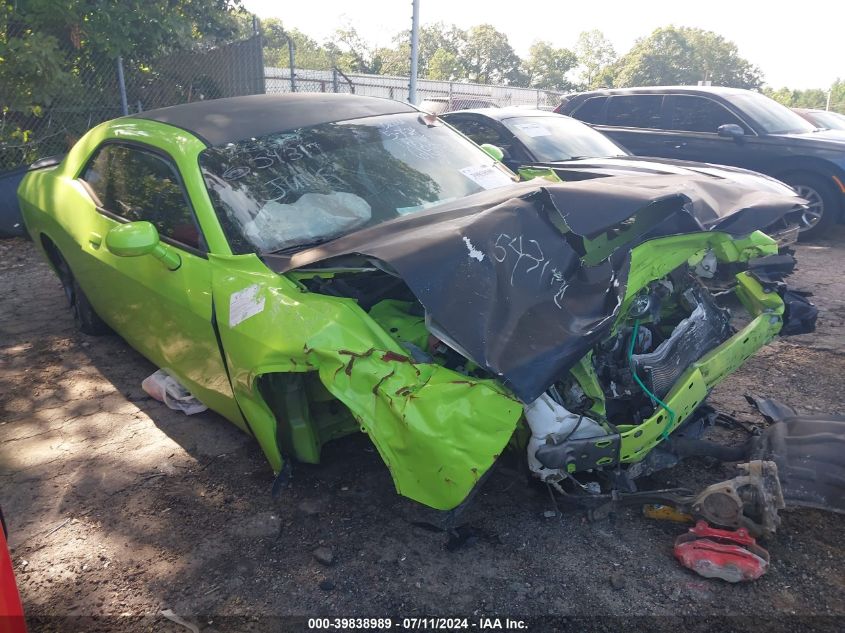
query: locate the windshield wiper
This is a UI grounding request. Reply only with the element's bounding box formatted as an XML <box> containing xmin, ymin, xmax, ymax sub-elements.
<box><xmin>270</xmin><ymin>236</ymin><xmax>337</xmax><ymax>255</ymax></box>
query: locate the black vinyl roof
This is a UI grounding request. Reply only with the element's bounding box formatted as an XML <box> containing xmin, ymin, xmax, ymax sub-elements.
<box><xmin>129</xmin><ymin>93</ymin><xmax>417</xmax><ymax>146</ymax></box>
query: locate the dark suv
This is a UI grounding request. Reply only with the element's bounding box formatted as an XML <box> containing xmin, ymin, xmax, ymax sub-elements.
<box><xmin>557</xmin><ymin>86</ymin><xmax>845</xmax><ymax>237</ymax></box>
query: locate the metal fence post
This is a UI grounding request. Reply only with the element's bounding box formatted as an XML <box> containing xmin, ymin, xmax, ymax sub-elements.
<box><xmin>408</xmin><ymin>0</ymin><xmax>420</xmax><ymax>103</ymax></box>
<box><xmin>333</xmin><ymin>69</ymin><xmax>339</xmax><ymax>93</ymax></box>
<box><xmin>287</xmin><ymin>38</ymin><xmax>296</xmax><ymax>92</ymax></box>
<box><xmin>536</xmin><ymin>89</ymin><xmax>540</xmax><ymax>108</ymax></box>
<box><xmin>116</xmin><ymin>57</ymin><xmax>129</xmax><ymax>116</ymax></box>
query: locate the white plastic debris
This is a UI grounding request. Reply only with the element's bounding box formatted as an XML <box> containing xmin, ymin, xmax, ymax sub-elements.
<box><xmin>141</xmin><ymin>369</ymin><xmax>208</xmax><ymax>415</ymax></box>
<box><xmin>695</xmin><ymin>249</ymin><xmax>718</xmax><ymax>278</ymax></box>
<box><xmin>524</xmin><ymin>393</ymin><xmax>606</xmax><ymax>481</ymax></box>
<box><xmin>160</xmin><ymin>609</ymin><xmax>200</xmax><ymax>633</ymax></box>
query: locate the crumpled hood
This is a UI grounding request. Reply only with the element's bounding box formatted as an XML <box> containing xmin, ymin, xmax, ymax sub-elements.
<box><xmin>264</xmin><ymin>175</ymin><xmax>803</xmax><ymax>402</ymax></box>
<box><xmin>532</xmin><ymin>156</ymin><xmax>799</xmax><ymax>196</ymax></box>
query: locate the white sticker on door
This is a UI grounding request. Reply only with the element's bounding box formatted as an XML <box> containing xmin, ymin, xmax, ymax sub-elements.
<box><xmin>229</xmin><ymin>284</ymin><xmax>266</xmax><ymax>328</ymax></box>
<box><xmin>459</xmin><ymin>165</ymin><xmax>513</xmax><ymax>190</ymax></box>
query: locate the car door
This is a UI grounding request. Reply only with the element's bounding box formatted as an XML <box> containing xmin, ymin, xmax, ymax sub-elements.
<box><xmin>443</xmin><ymin>114</ymin><xmax>531</xmax><ymax>172</ymax></box>
<box><xmin>77</xmin><ymin>142</ymin><xmax>240</xmax><ymax>418</ymax></box>
<box><xmin>660</xmin><ymin>94</ymin><xmax>757</xmax><ymax>168</ymax></box>
<box><xmin>593</xmin><ymin>94</ymin><xmax>672</xmax><ymax>157</ymax></box>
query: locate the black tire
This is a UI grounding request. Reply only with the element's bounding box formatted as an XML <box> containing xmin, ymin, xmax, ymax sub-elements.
<box><xmin>70</xmin><ymin>277</ymin><xmax>110</xmax><ymax>335</ymax></box>
<box><xmin>780</xmin><ymin>172</ymin><xmax>840</xmax><ymax>240</ymax></box>
<box><xmin>48</xmin><ymin>245</ymin><xmax>110</xmax><ymax>335</ymax></box>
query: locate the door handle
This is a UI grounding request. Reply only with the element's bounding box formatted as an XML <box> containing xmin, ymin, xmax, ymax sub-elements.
<box><xmin>88</xmin><ymin>232</ymin><xmax>102</xmax><ymax>248</ymax></box>
<box><xmin>664</xmin><ymin>141</ymin><xmax>687</xmax><ymax>149</ymax></box>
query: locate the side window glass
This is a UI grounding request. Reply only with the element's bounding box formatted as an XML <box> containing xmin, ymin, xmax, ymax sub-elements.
<box><xmin>606</xmin><ymin>95</ymin><xmax>664</xmax><ymax>128</ymax></box>
<box><xmin>450</xmin><ymin>117</ymin><xmax>530</xmax><ymax>163</ymax></box>
<box><xmin>671</xmin><ymin>96</ymin><xmax>745</xmax><ymax>133</ymax></box>
<box><xmin>572</xmin><ymin>97</ymin><xmax>607</xmax><ymax>124</ymax></box>
<box><xmin>82</xmin><ymin>145</ymin><xmax>202</xmax><ymax>250</ymax></box>
<box><xmin>451</xmin><ymin>117</ymin><xmax>507</xmax><ymax>146</ymax></box>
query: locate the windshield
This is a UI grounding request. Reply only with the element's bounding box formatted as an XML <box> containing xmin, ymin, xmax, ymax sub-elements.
<box><xmin>502</xmin><ymin>115</ymin><xmax>628</xmax><ymax>162</ymax></box>
<box><xmin>200</xmin><ymin>112</ymin><xmax>516</xmax><ymax>254</ymax></box>
<box><xmin>808</xmin><ymin>111</ymin><xmax>845</xmax><ymax>131</ymax></box>
<box><xmin>729</xmin><ymin>93</ymin><xmax>817</xmax><ymax>135</ymax></box>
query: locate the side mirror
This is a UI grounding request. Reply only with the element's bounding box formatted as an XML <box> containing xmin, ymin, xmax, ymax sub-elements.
<box><xmin>717</xmin><ymin>123</ymin><xmax>745</xmax><ymax>141</ymax></box>
<box><xmin>106</xmin><ymin>221</ymin><xmax>181</xmax><ymax>270</ymax></box>
<box><xmin>480</xmin><ymin>143</ymin><xmax>505</xmax><ymax>162</ymax></box>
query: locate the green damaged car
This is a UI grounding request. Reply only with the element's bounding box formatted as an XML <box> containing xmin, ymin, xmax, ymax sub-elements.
<box><xmin>18</xmin><ymin>94</ymin><xmax>816</xmax><ymax>511</ymax></box>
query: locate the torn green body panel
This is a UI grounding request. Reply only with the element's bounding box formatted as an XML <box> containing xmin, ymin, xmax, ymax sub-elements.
<box><xmin>620</xmin><ymin>230</ymin><xmax>777</xmax><ymax>316</ymax></box>
<box><xmin>208</xmin><ymin>254</ymin><xmax>523</xmax><ymax>510</ymax></box>
<box><xmin>368</xmin><ymin>300</ymin><xmax>429</xmax><ymax>351</ymax></box>
<box><xmin>517</xmin><ymin>167</ymin><xmax>563</xmax><ymax>183</ymax></box>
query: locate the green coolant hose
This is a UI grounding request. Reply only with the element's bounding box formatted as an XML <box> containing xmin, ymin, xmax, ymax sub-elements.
<box><xmin>628</xmin><ymin>319</ymin><xmax>677</xmax><ymax>439</ymax></box>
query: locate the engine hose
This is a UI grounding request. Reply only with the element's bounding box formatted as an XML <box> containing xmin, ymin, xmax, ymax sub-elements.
<box><xmin>628</xmin><ymin>319</ymin><xmax>677</xmax><ymax>439</ymax></box>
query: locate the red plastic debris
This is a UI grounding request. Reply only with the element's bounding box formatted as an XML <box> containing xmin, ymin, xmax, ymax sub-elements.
<box><xmin>674</xmin><ymin>520</ymin><xmax>770</xmax><ymax>583</ymax></box>
<box><xmin>0</xmin><ymin>518</ymin><xmax>27</xmax><ymax>633</ymax></box>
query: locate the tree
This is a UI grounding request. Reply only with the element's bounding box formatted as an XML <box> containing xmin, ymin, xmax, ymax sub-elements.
<box><xmin>0</xmin><ymin>0</ymin><xmax>244</xmax><ymax>168</ymax></box>
<box><xmin>613</xmin><ymin>26</ymin><xmax>763</xmax><ymax>89</ymax></box>
<box><xmin>831</xmin><ymin>79</ymin><xmax>845</xmax><ymax>114</ymax></box>
<box><xmin>523</xmin><ymin>41</ymin><xmax>577</xmax><ymax>92</ymax></box>
<box><xmin>460</xmin><ymin>24</ymin><xmax>523</xmax><ymax>85</ymax></box>
<box><xmin>765</xmin><ymin>80</ymin><xmax>845</xmax><ymax>115</ymax></box>
<box><xmin>330</xmin><ymin>23</ymin><xmax>377</xmax><ymax>73</ymax></box>
<box><xmin>426</xmin><ymin>48</ymin><xmax>463</xmax><ymax>80</ymax></box>
<box><xmin>389</xmin><ymin>22</ymin><xmax>467</xmax><ymax>78</ymax></box>
<box><xmin>262</xmin><ymin>19</ymin><xmax>334</xmax><ymax>70</ymax></box>
<box><xmin>574</xmin><ymin>30</ymin><xmax>616</xmax><ymax>89</ymax></box>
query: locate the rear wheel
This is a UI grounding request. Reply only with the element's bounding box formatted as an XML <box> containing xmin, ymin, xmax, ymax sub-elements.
<box><xmin>781</xmin><ymin>173</ymin><xmax>839</xmax><ymax>239</ymax></box>
<box><xmin>46</xmin><ymin>243</ymin><xmax>110</xmax><ymax>335</ymax></box>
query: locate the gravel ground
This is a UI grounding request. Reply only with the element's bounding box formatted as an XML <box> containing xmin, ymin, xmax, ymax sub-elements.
<box><xmin>1</xmin><ymin>230</ymin><xmax>844</xmax><ymax>633</ymax></box>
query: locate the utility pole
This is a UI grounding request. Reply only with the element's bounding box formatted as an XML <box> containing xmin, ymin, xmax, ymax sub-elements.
<box><xmin>116</xmin><ymin>57</ymin><xmax>129</xmax><ymax>116</ymax></box>
<box><xmin>408</xmin><ymin>0</ymin><xmax>420</xmax><ymax>104</ymax></box>
<box><xmin>826</xmin><ymin>89</ymin><xmax>832</xmax><ymax>111</ymax></box>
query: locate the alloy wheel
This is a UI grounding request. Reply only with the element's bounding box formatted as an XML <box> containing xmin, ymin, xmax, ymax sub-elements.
<box><xmin>791</xmin><ymin>185</ymin><xmax>825</xmax><ymax>231</ymax></box>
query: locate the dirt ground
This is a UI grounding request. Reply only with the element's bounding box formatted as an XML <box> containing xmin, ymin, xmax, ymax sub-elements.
<box><xmin>1</xmin><ymin>229</ymin><xmax>844</xmax><ymax>633</ymax></box>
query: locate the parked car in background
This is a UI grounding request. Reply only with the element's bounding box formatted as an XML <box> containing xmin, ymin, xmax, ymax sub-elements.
<box><xmin>557</xmin><ymin>86</ymin><xmax>845</xmax><ymax>237</ymax></box>
<box><xmin>442</xmin><ymin>107</ymin><xmax>806</xmax><ymax>242</ymax></box>
<box><xmin>419</xmin><ymin>95</ymin><xmax>498</xmax><ymax>115</ymax></box>
<box><xmin>793</xmin><ymin>108</ymin><xmax>845</xmax><ymax>131</ymax></box>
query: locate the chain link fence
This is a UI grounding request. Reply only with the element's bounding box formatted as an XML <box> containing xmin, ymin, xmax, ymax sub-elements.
<box><xmin>2</xmin><ymin>16</ymin><xmax>564</xmax><ymax>176</ymax></box>
<box><xmin>0</xmin><ymin>22</ymin><xmax>264</xmax><ymax>173</ymax></box>
<box><xmin>265</xmin><ymin>67</ymin><xmax>567</xmax><ymax>111</ymax></box>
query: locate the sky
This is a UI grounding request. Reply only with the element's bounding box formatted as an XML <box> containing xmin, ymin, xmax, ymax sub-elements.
<box><xmin>242</xmin><ymin>0</ymin><xmax>841</xmax><ymax>90</ymax></box>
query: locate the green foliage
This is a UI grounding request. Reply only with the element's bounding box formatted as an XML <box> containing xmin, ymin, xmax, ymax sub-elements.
<box><xmin>461</xmin><ymin>24</ymin><xmax>523</xmax><ymax>85</ymax></box>
<box><xmin>765</xmin><ymin>80</ymin><xmax>845</xmax><ymax>114</ymax></box>
<box><xmin>262</xmin><ymin>19</ymin><xmax>334</xmax><ymax>70</ymax></box>
<box><xmin>426</xmin><ymin>48</ymin><xmax>462</xmax><ymax>81</ymax></box>
<box><xmin>330</xmin><ymin>23</ymin><xmax>379</xmax><ymax>73</ymax></box>
<box><xmin>574</xmin><ymin>30</ymin><xmax>617</xmax><ymax>89</ymax></box>
<box><xmin>0</xmin><ymin>31</ymin><xmax>74</xmax><ymax>113</ymax></box>
<box><xmin>1</xmin><ymin>0</ymin><xmax>245</xmax><ymax>170</ymax></box>
<box><xmin>613</xmin><ymin>26</ymin><xmax>763</xmax><ymax>89</ymax></box>
<box><xmin>523</xmin><ymin>41</ymin><xmax>577</xmax><ymax>92</ymax></box>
